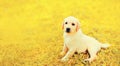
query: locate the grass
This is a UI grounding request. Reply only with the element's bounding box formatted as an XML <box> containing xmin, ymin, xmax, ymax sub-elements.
<box><xmin>0</xmin><ymin>0</ymin><xmax>120</xmax><ymax>66</ymax></box>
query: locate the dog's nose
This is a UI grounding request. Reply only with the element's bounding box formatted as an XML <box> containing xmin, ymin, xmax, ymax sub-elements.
<box><xmin>66</xmin><ymin>28</ymin><xmax>70</xmax><ymax>33</ymax></box>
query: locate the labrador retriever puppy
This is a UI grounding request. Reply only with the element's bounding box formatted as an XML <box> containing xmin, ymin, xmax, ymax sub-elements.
<box><xmin>60</xmin><ymin>16</ymin><xmax>110</xmax><ymax>63</ymax></box>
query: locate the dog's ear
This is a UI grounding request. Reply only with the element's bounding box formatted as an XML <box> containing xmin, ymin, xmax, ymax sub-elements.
<box><xmin>62</xmin><ymin>22</ymin><xmax>64</xmax><ymax>30</ymax></box>
<box><xmin>76</xmin><ymin>22</ymin><xmax>80</xmax><ymax>32</ymax></box>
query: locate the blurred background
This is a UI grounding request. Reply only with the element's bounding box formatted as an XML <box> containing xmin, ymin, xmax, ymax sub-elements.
<box><xmin>0</xmin><ymin>0</ymin><xmax>120</xmax><ymax>66</ymax></box>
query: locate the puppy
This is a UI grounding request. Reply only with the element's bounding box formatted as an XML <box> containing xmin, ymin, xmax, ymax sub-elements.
<box><xmin>60</xmin><ymin>16</ymin><xmax>110</xmax><ymax>63</ymax></box>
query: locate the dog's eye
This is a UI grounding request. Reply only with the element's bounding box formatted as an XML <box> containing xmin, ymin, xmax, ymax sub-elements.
<box><xmin>65</xmin><ymin>22</ymin><xmax>68</xmax><ymax>24</ymax></box>
<box><xmin>72</xmin><ymin>23</ymin><xmax>75</xmax><ymax>26</ymax></box>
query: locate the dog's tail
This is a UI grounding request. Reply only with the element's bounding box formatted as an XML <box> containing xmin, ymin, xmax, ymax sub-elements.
<box><xmin>101</xmin><ymin>43</ymin><xmax>110</xmax><ymax>49</ymax></box>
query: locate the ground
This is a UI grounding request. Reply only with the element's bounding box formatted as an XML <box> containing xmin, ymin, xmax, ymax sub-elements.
<box><xmin>0</xmin><ymin>0</ymin><xmax>120</xmax><ymax>66</ymax></box>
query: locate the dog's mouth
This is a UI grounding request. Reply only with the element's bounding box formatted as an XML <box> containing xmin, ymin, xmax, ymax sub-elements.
<box><xmin>66</xmin><ymin>28</ymin><xmax>71</xmax><ymax>33</ymax></box>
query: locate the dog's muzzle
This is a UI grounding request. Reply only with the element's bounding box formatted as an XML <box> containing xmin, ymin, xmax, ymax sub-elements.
<box><xmin>66</xmin><ymin>28</ymin><xmax>70</xmax><ymax>33</ymax></box>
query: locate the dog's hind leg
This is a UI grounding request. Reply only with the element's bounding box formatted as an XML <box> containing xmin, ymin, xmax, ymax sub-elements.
<box><xmin>84</xmin><ymin>47</ymin><xmax>99</xmax><ymax>63</ymax></box>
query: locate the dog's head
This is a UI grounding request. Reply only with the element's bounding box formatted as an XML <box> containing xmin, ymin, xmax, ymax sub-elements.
<box><xmin>62</xmin><ymin>16</ymin><xmax>80</xmax><ymax>34</ymax></box>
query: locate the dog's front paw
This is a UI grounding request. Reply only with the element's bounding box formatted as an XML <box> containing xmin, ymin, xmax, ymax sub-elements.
<box><xmin>61</xmin><ymin>57</ymin><xmax>69</xmax><ymax>62</ymax></box>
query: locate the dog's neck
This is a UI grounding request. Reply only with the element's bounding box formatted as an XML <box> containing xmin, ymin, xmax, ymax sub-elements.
<box><xmin>64</xmin><ymin>29</ymin><xmax>84</xmax><ymax>37</ymax></box>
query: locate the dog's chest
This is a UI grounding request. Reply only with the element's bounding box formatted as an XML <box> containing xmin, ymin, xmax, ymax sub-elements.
<box><xmin>64</xmin><ymin>37</ymin><xmax>72</xmax><ymax>45</ymax></box>
<box><xmin>64</xmin><ymin>36</ymin><xmax>78</xmax><ymax>48</ymax></box>
<box><xmin>64</xmin><ymin>35</ymin><xmax>87</xmax><ymax>52</ymax></box>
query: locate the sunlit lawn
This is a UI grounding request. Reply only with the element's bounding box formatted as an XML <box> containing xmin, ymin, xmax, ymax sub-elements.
<box><xmin>0</xmin><ymin>0</ymin><xmax>120</xmax><ymax>66</ymax></box>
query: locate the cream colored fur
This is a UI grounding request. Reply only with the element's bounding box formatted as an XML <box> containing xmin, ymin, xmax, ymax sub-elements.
<box><xmin>61</xmin><ymin>16</ymin><xmax>110</xmax><ymax>63</ymax></box>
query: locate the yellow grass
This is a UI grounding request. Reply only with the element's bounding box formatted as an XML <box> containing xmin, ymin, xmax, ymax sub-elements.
<box><xmin>0</xmin><ymin>0</ymin><xmax>120</xmax><ymax>66</ymax></box>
